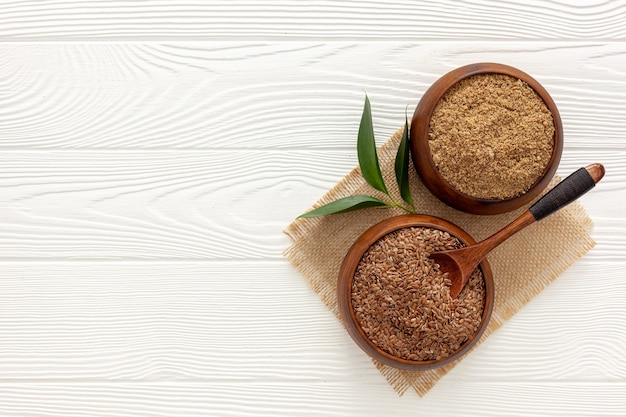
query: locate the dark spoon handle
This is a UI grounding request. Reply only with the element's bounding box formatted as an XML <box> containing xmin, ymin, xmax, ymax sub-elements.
<box><xmin>529</xmin><ymin>164</ymin><xmax>604</xmax><ymax>221</ymax></box>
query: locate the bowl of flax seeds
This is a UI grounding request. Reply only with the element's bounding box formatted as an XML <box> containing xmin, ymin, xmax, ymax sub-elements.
<box><xmin>411</xmin><ymin>63</ymin><xmax>563</xmax><ymax>215</ymax></box>
<box><xmin>337</xmin><ymin>215</ymin><xmax>494</xmax><ymax>371</ymax></box>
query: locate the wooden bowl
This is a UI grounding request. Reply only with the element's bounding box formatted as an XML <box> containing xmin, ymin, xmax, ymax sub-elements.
<box><xmin>337</xmin><ymin>214</ymin><xmax>494</xmax><ymax>371</ymax></box>
<box><xmin>410</xmin><ymin>63</ymin><xmax>563</xmax><ymax>215</ymax></box>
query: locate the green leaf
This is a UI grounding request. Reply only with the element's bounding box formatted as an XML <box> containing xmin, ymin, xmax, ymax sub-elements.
<box><xmin>358</xmin><ymin>95</ymin><xmax>388</xmax><ymax>195</ymax></box>
<box><xmin>298</xmin><ymin>195</ymin><xmax>389</xmax><ymax>218</ymax></box>
<box><xmin>394</xmin><ymin>114</ymin><xmax>413</xmax><ymax>207</ymax></box>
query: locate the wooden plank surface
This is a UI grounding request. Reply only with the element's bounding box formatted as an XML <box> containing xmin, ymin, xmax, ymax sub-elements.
<box><xmin>1</xmin><ymin>0</ymin><xmax>625</xmax><ymax>40</ymax></box>
<box><xmin>0</xmin><ymin>149</ymin><xmax>623</xmax><ymax>259</ymax></box>
<box><xmin>0</xmin><ymin>260</ymin><xmax>624</xmax><ymax>382</ymax></box>
<box><xmin>2</xmin><ymin>42</ymin><xmax>625</xmax><ymax>149</ymax></box>
<box><xmin>1</xmin><ymin>382</ymin><xmax>625</xmax><ymax>417</ymax></box>
<box><xmin>1</xmin><ymin>0</ymin><xmax>626</xmax><ymax>415</ymax></box>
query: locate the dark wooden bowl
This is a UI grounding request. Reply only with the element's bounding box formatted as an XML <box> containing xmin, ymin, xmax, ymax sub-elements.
<box><xmin>410</xmin><ymin>63</ymin><xmax>563</xmax><ymax>215</ymax></box>
<box><xmin>337</xmin><ymin>214</ymin><xmax>494</xmax><ymax>371</ymax></box>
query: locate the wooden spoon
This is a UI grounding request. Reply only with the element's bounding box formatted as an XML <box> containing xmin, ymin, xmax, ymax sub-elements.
<box><xmin>430</xmin><ymin>163</ymin><xmax>605</xmax><ymax>298</ymax></box>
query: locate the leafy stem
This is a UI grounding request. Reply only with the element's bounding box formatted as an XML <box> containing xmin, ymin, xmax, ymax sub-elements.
<box><xmin>299</xmin><ymin>95</ymin><xmax>416</xmax><ymax>219</ymax></box>
<box><xmin>390</xmin><ymin>199</ymin><xmax>417</xmax><ymax>214</ymax></box>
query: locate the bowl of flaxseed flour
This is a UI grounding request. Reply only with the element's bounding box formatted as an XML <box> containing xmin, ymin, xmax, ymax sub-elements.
<box><xmin>411</xmin><ymin>63</ymin><xmax>563</xmax><ymax>215</ymax></box>
<box><xmin>337</xmin><ymin>214</ymin><xmax>494</xmax><ymax>371</ymax></box>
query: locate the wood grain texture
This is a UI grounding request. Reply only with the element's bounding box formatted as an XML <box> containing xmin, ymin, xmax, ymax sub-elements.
<box><xmin>0</xmin><ymin>382</ymin><xmax>625</xmax><ymax>417</ymax></box>
<box><xmin>0</xmin><ymin>149</ymin><xmax>351</xmax><ymax>259</ymax></box>
<box><xmin>2</xmin><ymin>42</ymin><xmax>625</xmax><ymax>149</ymax></box>
<box><xmin>1</xmin><ymin>0</ymin><xmax>625</xmax><ymax>40</ymax></box>
<box><xmin>0</xmin><ymin>149</ymin><xmax>622</xmax><ymax>260</ymax></box>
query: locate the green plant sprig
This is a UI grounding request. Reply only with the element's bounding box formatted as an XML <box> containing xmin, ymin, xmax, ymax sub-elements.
<box><xmin>299</xmin><ymin>95</ymin><xmax>416</xmax><ymax>218</ymax></box>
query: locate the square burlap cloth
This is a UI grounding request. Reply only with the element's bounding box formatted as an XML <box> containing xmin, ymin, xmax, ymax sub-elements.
<box><xmin>284</xmin><ymin>128</ymin><xmax>595</xmax><ymax>396</ymax></box>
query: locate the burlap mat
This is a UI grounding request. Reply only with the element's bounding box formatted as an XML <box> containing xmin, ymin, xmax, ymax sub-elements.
<box><xmin>284</xmin><ymin>128</ymin><xmax>595</xmax><ymax>396</ymax></box>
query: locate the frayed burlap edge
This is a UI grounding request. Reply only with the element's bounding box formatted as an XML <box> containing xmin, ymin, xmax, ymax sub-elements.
<box><xmin>284</xmin><ymin>128</ymin><xmax>595</xmax><ymax>396</ymax></box>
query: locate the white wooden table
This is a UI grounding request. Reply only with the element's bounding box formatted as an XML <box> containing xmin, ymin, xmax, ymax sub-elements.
<box><xmin>1</xmin><ymin>1</ymin><xmax>625</xmax><ymax>415</ymax></box>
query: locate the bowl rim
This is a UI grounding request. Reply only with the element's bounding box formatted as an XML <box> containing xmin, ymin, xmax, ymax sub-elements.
<box><xmin>337</xmin><ymin>214</ymin><xmax>495</xmax><ymax>371</ymax></box>
<box><xmin>410</xmin><ymin>62</ymin><xmax>564</xmax><ymax>215</ymax></box>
